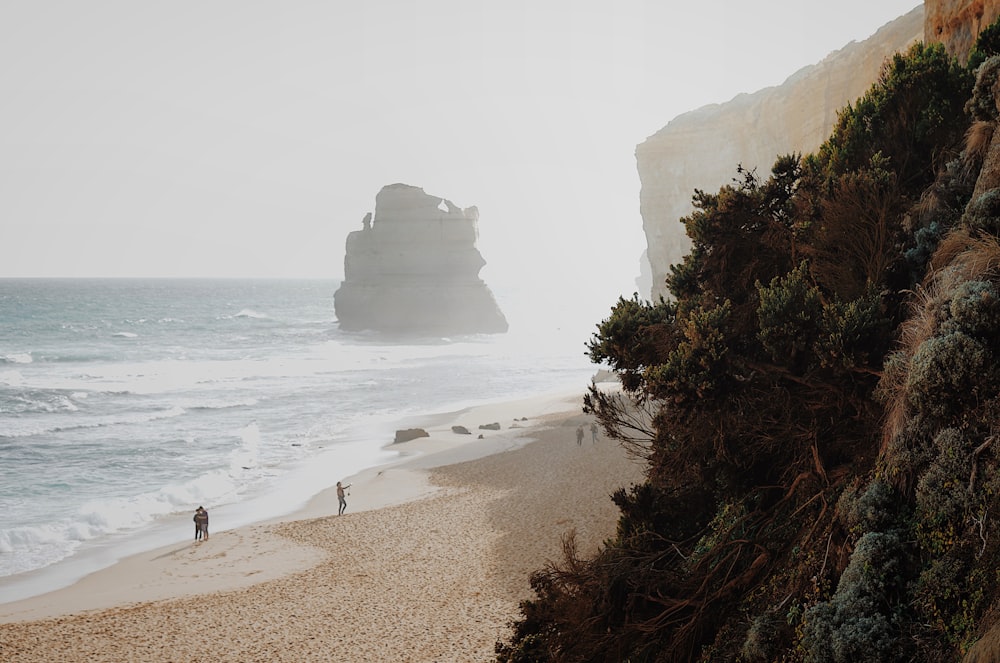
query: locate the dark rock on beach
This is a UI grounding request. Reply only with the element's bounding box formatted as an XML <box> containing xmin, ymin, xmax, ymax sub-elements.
<box><xmin>394</xmin><ymin>428</ymin><xmax>430</xmax><ymax>443</ymax></box>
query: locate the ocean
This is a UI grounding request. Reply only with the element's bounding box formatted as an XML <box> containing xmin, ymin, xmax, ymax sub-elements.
<box><xmin>0</xmin><ymin>278</ymin><xmax>598</xmax><ymax>602</ymax></box>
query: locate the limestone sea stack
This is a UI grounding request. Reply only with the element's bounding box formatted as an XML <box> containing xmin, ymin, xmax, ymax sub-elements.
<box><xmin>333</xmin><ymin>183</ymin><xmax>509</xmax><ymax>335</ymax></box>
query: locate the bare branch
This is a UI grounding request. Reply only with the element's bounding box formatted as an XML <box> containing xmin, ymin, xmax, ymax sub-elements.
<box><xmin>584</xmin><ymin>382</ymin><xmax>657</xmax><ymax>461</ymax></box>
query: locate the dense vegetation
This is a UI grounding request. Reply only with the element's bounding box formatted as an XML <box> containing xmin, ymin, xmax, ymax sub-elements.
<box><xmin>496</xmin><ymin>31</ymin><xmax>1000</xmax><ymax>662</ymax></box>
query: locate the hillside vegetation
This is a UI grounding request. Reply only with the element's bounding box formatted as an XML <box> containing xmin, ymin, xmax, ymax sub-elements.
<box><xmin>497</xmin><ymin>25</ymin><xmax>1000</xmax><ymax>663</ymax></box>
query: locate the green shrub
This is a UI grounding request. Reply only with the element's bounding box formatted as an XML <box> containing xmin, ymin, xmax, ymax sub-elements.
<box><xmin>812</xmin><ymin>42</ymin><xmax>972</xmax><ymax>193</ymax></box>
<box><xmin>817</xmin><ymin>290</ymin><xmax>890</xmax><ymax>370</ymax></box>
<box><xmin>586</xmin><ymin>294</ymin><xmax>677</xmax><ymax>393</ymax></box>
<box><xmin>964</xmin><ymin>189</ymin><xmax>1000</xmax><ymax>236</ymax></box>
<box><xmin>915</xmin><ymin>429</ymin><xmax>973</xmax><ymax>552</ymax></box>
<box><xmin>837</xmin><ymin>480</ymin><xmax>898</xmax><ymax>536</ymax></box>
<box><xmin>756</xmin><ymin>262</ymin><xmax>823</xmax><ymax>367</ymax></box>
<box><xmin>741</xmin><ymin>613</ymin><xmax>780</xmax><ymax>662</ymax></box>
<box><xmin>905</xmin><ymin>331</ymin><xmax>996</xmax><ymax>420</ymax></box>
<box><xmin>644</xmin><ymin>301</ymin><xmax>732</xmax><ymax>404</ymax></box>
<box><xmin>904</xmin><ymin>220</ymin><xmax>946</xmax><ymax>270</ymax></box>
<box><xmin>801</xmin><ymin>531</ymin><xmax>908</xmax><ymax>662</ymax></box>
<box><xmin>948</xmin><ymin>280</ymin><xmax>1000</xmax><ymax>339</ymax></box>
<box><xmin>967</xmin><ymin>56</ymin><xmax>1000</xmax><ymax>122</ymax></box>
<box><xmin>969</xmin><ymin>18</ymin><xmax>1000</xmax><ymax>69</ymax></box>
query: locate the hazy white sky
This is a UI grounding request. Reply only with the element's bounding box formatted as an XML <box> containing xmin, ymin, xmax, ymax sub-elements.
<box><xmin>0</xmin><ymin>1</ymin><xmax>920</xmax><ymax>315</ymax></box>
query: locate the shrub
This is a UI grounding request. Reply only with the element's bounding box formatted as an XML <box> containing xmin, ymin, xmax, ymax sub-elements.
<box><xmin>801</xmin><ymin>531</ymin><xmax>908</xmax><ymax>662</ymax></box>
<box><xmin>837</xmin><ymin>480</ymin><xmax>898</xmax><ymax>536</ymax></box>
<box><xmin>817</xmin><ymin>290</ymin><xmax>890</xmax><ymax>370</ymax></box>
<box><xmin>586</xmin><ymin>294</ymin><xmax>676</xmax><ymax>393</ymax></box>
<box><xmin>948</xmin><ymin>280</ymin><xmax>1000</xmax><ymax>339</ymax></box>
<box><xmin>756</xmin><ymin>262</ymin><xmax>823</xmax><ymax>368</ymax></box>
<box><xmin>905</xmin><ymin>220</ymin><xmax>946</xmax><ymax>270</ymax></box>
<box><xmin>964</xmin><ymin>189</ymin><xmax>1000</xmax><ymax>236</ymax></box>
<box><xmin>741</xmin><ymin>613</ymin><xmax>781</xmax><ymax>662</ymax></box>
<box><xmin>905</xmin><ymin>331</ymin><xmax>996</xmax><ymax>421</ymax></box>
<box><xmin>915</xmin><ymin>429</ymin><xmax>973</xmax><ymax>552</ymax></box>
<box><xmin>644</xmin><ymin>301</ymin><xmax>732</xmax><ymax>404</ymax></box>
<box><xmin>967</xmin><ymin>56</ymin><xmax>1000</xmax><ymax>122</ymax></box>
<box><xmin>812</xmin><ymin>42</ymin><xmax>972</xmax><ymax>193</ymax></box>
<box><xmin>969</xmin><ymin>18</ymin><xmax>1000</xmax><ymax>69</ymax></box>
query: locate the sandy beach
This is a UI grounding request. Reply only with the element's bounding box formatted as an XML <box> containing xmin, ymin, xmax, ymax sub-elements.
<box><xmin>0</xmin><ymin>388</ymin><xmax>643</xmax><ymax>662</ymax></box>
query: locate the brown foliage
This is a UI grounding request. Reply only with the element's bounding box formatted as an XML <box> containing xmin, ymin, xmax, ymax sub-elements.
<box><xmin>965</xmin><ymin>120</ymin><xmax>995</xmax><ymax>176</ymax></box>
<box><xmin>807</xmin><ymin>168</ymin><xmax>905</xmax><ymax>300</ymax></box>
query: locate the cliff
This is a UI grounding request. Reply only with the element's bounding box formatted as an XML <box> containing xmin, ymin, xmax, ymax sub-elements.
<box><xmin>333</xmin><ymin>184</ymin><xmax>508</xmax><ymax>335</ymax></box>
<box><xmin>926</xmin><ymin>0</ymin><xmax>1000</xmax><ymax>60</ymax></box>
<box><xmin>501</xmin><ymin>27</ymin><xmax>1000</xmax><ymax>659</ymax></box>
<box><xmin>636</xmin><ymin>7</ymin><xmax>924</xmax><ymax>300</ymax></box>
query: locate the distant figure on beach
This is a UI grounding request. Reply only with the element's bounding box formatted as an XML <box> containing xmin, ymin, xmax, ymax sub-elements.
<box><xmin>337</xmin><ymin>481</ymin><xmax>352</xmax><ymax>515</ymax></box>
<box><xmin>590</xmin><ymin>422</ymin><xmax>598</xmax><ymax>443</ymax></box>
<box><xmin>194</xmin><ymin>506</ymin><xmax>209</xmax><ymax>541</ymax></box>
<box><xmin>576</xmin><ymin>425</ymin><xmax>584</xmax><ymax>446</ymax></box>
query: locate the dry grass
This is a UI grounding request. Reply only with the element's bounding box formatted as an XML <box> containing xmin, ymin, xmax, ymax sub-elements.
<box><xmin>878</xmin><ymin>230</ymin><xmax>1000</xmax><ymax>478</ymax></box>
<box><xmin>965</xmin><ymin>120</ymin><xmax>995</xmax><ymax>176</ymax></box>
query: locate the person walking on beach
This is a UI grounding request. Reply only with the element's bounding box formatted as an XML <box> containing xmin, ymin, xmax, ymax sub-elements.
<box><xmin>576</xmin><ymin>425</ymin><xmax>584</xmax><ymax>446</ymax></box>
<box><xmin>337</xmin><ymin>481</ymin><xmax>352</xmax><ymax>516</ymax></box>
<box><xmin>590</xmin><ymin>422</ymin><xmax>598</xmax><ymax>443</ymax></box>
<box><xmin>194</xmin><ymin>506</ymin><xmax>209</xmax><ymax>541</ymax></box>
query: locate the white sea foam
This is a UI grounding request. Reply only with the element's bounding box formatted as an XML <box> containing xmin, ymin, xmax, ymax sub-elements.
<box><xmin>17</xmin><ymin>394</ymin><xmax>79</xmax><ymax>414</ymax></box>
<box><xmin>232</xmin><ymin>309</ymin><xmax>269</xmax><ymax>320</ymax></box>
<box><xmin>182</xmin><ymin>396</ymin><xmax>259</xmax><ymax>410</ymax></box>
<box><xmin>15</xmin><ymin>358</ymin><xmax>284</xmax><ymax>395</ymax></box>
<box><xmin>0</xmin><ymin>370</ymin><xmax>24</xmax><ymax>386</ymax></box>
<box><xmin>0</xmin><ymin>452</ymin><xmax>272</xmax><ymax>577</ymax></box>
<box><xmin>230</xmin><ymin>422</ymin><xmax>262</xmax><ymax>471</ymax></box>
<box><xmin>112</xmin><ymin>331</ymin><xmax>138</xmax><ymax>338</ymax></box>
<box><xmin>61</xmin><ymin>406</ymin><xmax>186</xmax><ymax>431</ymax></box>
<box><xmin>0</xmin><ymin>406</ymin><xmax>186</xmax><ymax>438</ymax></box>
<box><xmin>0</xmin><ymin>522</ymin><xmax>81</xmax><ymax>576</ymax></box>
<box><xmin>2</xmin><ymin>352</ymin><xmax>32</xmax><ymax>364</ymax></box>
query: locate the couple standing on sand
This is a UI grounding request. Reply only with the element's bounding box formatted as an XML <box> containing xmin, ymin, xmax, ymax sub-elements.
<box><xmin>193</xmin><ymin>506</ymin><xmax>209</xmax><ymax>541</ymax></box>
<box><xmin>576</xmin><ymin>423</ymin><xmax>599</xmax><ymax>446</ymax></box>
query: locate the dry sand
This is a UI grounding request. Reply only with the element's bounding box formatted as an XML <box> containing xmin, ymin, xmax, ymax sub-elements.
<box><xmin>0</xmin><ymin>389</ymin><xmax>644</xmax><ymax>662</ymax></box>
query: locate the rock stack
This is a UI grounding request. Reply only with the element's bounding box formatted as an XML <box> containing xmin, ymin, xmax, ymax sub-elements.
<box><xmin>334</xmin><ymin>183</ymin><xmax>508</xmax><ymax>335</ymax></box>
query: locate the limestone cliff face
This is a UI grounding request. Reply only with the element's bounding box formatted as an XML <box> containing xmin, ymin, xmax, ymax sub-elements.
<box><xmin>636</xmin><ymin>7</ymin><xmax>924</xmax><ymax>300</ymax></box>
<box><xmin>333</xmin><ymin>183</ymin><xmax>508</xmax><ymax>335</ymax></box>
<box><xmin>926</xmin><ymin>0</ymin><xmax>1000</xmax><ymax>60</ymax></box>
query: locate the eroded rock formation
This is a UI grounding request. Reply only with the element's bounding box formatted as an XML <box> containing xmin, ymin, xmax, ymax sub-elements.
<box><xmin>636</xmin><ymin>7</ymin><xmax>924</xmax><ymax>300</ymax></box>
<box><xmin>926</xmin><ymin>0</ymin><xmax>1000</xmax><ymax>61</ymax></box>
<box><xmin>333</xmin><ymin>183</ymin><xmax>508</xmax><ymax>335</ymax></box>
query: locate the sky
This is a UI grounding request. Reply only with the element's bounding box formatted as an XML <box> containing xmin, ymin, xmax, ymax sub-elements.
<box><xmin>0</xmin><ymin>1</ymin><xmax>921</xmax><ymax>321</ymax></box>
